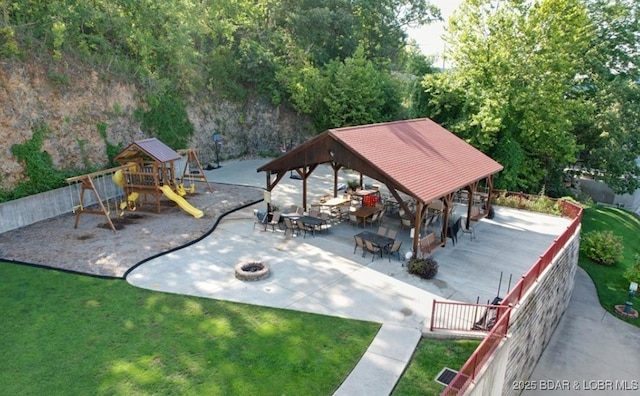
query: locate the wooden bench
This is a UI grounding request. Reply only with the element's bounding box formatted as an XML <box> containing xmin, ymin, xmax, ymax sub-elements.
<box><xmin>419</xmin><ymin>232</ymin><xmax>443</xmax><ymax>257</ymax></box>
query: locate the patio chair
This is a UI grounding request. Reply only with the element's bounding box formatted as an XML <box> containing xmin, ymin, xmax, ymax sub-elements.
<box><xmin>386</xmin><ymin>229</ymin><xmax>397</xmax><ymax>240</ymax></box>
<box><xmin>349</xmin><ymin>213</ymin><xmax>360</xmax><ymax>228</ymax></box>
<box><xmin>364</xmin><ymin>240</ymin><xmax>383</xmax><ymax>261</ymax></box>
<box><xmin>365</xmin><ymin>212</ymin><xmax>379</xmax><ymax>228</ymax></box>
<box><xmin>253</xmin><ymin>209</ymin><xmax>267</xmax><ymax>231</ymax></box>
<box><xmin>353</xmin><ymin>235</ymin><xmax>366</xmax><ymax>257</ymax></box>
<box><xmin>267</xmin><ymin>211</ymin><xmax>281</xmax><ymax>232</ymax></box>
<box><xmin>376</xmin><ymin>209</ymin><xmax>385</xmax><ymax>225</ymax></box>
<box><xmin>318</xmin><ymin>213</ymin><xmax>331</xmax><ymax>232</ymax></box>
<box><xmin>461</xmin><ymin>217</ymin><xmax>476</xmax><ymax>241</ymax></box>
<box><xmin>283</xmin><ymin>217</ymin><xmax>297</xmax><ymax>237</ymax></box>
<box><xmin>400</xmin><ymin>217</ymin><xmax>413</xmax><ymax>230</ymax></box>
<box><xmin>296</xmin><ymin>220</ymin><xmax>314</xmax><ymax>238</ymax></box>
<box><xmin>387</xmin><ymin>241</ymin><xmax>403</xmax><ymax>262</ymax></box>
<box><xmin>377</xmin><ymin>226</ymin><xmax>387</xmax><ymax>236</ymax></box>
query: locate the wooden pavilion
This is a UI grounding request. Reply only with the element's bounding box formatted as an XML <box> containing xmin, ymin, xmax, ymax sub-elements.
<box><xmin>256</xmin><ymin>118</ymin><xmax>503</xmax><ymax>256</ymax></box>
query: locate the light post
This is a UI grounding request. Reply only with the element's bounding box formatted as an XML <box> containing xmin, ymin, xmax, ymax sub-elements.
<box><xmin>624</xmin><ymin>282</ymin><xmax>638</xmax><ymax>315</ymax></box>
<box><xmin>210</xmin><ymin>133</ymin><xmax>222</xmax><ymax>169</ymax></box>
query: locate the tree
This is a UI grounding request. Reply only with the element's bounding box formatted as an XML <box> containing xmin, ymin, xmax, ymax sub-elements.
<box><xmin>281</xmin><ymin>47</ymin><xmax>403</xmax><ymax>130</ymax></box>
<box><xmin>420</xmin><ymin>0</ymin><xmax>593</xmax><ymax>193</ymax></box>
<box><xmin>575</xmin><ymin>0</ymin><xmax>640</xmax><ymax>194</ymax></box>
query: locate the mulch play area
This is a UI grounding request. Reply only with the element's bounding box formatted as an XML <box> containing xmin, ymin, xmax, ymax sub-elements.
<box><xmin>0</xmin><ymin>183</ymin><xmax>263</xmax><ymax>278</ymax></box>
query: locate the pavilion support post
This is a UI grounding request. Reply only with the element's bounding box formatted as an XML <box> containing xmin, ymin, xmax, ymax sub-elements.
<box><xmin>485</xmin><ymin>175</ymin><xmax>495</xmax><ymax>216</ymax></box>
<box><xmin>302</xmin><ymin>167</ymin><xmax>309</xmax><ymax>211</ymax></box>
<box><xmin>465</xmin><ymin>181</ymin><xmax>479</xmax><ymax>230</ymax></box>
<box><xmin>331</xmin><ymin>163</ymin><xmax>341</xmax><ymax>197</ymax></box>
<box><xmin>412</xmin><ymin>201</ymin><xmax>425</xmax><ymax>258</ymax></box>
<box><xmin>441</xmin><ymin>193</ymin><xmax>454</xmax><ymax>246</ymax></box>
<box><xmin>265</xmin><ymin>171</ymin><xmax>272</xmax><ymax>213</ymax></box>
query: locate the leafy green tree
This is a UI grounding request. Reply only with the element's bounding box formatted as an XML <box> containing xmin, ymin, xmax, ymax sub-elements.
<box><xmin>282</xmin><ymin>47</ymin><xmax>403</xmax><ymax>130</ymax></box>
<box><xmin>420</xmin><ymin>0</ymin><xmax>593</xmax><ymax>193</ymax></box>
<box><xmin>574</xmin><ymin>0</ymin><xmax>640</xmax><ymax>194</ymax></box>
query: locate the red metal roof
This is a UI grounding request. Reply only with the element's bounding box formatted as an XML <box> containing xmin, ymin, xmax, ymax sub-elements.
<box><xmin>329</xmin><ymin>119</ymin><xmax>503</xmax><ymax>203</ymax></box>
<box><xmin>115</xmin><ymin>138</ymin><xmax>181</xmax><ymax>163</ymax></box>
<box><xmin>258</xmin><ymin>118</ymin><xmax>503</xmax><ymax>204</ymax></box>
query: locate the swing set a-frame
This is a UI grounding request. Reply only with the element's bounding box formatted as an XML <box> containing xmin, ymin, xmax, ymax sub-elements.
<box><xmin>65</xmin><ymin>163</ymin><xmax>134</xmax><ymax>233</ymax></box>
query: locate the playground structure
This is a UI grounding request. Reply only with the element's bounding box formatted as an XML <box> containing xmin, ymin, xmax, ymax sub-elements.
<box><xmin>66</xmin><ymin>138</ymin><xmax>210</xmax><ymax>232</ymax></box>
<box><xmin>179</xmin><ymin>148</ymin><xmax>214</xmax><ymax>193</ymax></box>
<box><xmin>65</xmin><ymin>163</ymin><xmax>134</xmax><ymax>232</ymax></box>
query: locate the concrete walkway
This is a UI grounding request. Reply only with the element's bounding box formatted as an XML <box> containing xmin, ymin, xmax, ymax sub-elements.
<box><xmin>125</xmin><ymin>158</ymin><xmax>575</xmax><ymax>395</ymax></box>
<box><xmin>523</xmin><ymin>268</ymin><xmax>640</xmax><ymax>396</ymax></box>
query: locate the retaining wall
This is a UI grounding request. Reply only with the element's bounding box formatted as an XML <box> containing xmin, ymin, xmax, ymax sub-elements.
<box><xmin>502</xmin><ymin>229</ymin><xmax>580</xmax><ymax>396</ymax></box>
<box><xmin>466</xmin><ymin>227</ymin><xmax>580</xmax><ymax>396</ymax></box>
<box><xmin>0</xmin><ymin>173</ymin><xmax>126</xmax><ymax>234</ymax></box>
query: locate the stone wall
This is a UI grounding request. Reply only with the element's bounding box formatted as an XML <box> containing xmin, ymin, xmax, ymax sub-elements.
<box><xmin>0</xmin><ymin>61</ymin><xmax>314</xmax><ymax>192</ymax></box>
<box><xmin>465</xmin><ymin>227</ymin><xmax>580</xmax><ymax>396</ymax></box>
<box><xmin>502</xmin><ymin>229</ymin><xmax>580</xmax><ymax>396</ymax></box>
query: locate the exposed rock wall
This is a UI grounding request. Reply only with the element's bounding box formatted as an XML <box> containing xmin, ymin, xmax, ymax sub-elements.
<box><xmin>0</xmin><ymin>60</ymin><xmax>314</xmax><ymax>191</ymax></box>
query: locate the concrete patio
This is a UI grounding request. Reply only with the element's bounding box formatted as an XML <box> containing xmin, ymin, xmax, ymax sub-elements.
<box><xmin>125</xmin><ymin>158</ymin><xmax>572</xmax><ymax>395</ymax></box>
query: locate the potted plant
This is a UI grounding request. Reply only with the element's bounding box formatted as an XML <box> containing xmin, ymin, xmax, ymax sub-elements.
<box><xmin>346</xmin><ymin>179</ymin><xmax>359</xmax><ymax>193</ymax></box>
<box><xmin>407</xmin><ymin>256</ymin><xmax>439</xmax><ymax>279</ymax></box>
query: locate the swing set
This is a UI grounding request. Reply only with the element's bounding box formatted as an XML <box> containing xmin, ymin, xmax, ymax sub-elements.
<box><xmin>65</xmin><ymin>163</ymin><xmax>134</xmax><ymax>233</ymax></box>
<box><xmin>178</xmin><ymin>148</ymin><xmax>214</xmax><ymax>193</ymax></box>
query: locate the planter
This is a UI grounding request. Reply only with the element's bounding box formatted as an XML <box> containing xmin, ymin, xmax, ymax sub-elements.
<box><xmin>407</xmin><ymin>257</ymin><xmax>439</xmax><ymax>279</ymax></box>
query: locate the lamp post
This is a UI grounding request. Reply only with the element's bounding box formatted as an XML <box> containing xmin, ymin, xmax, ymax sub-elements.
<box><xmin>211</xmin><ymin>133</ymin><xmax>222</xmax><ymax>169</ymax></box>
<box><xmin>624</xmin><ymin>282</ymin><xmax>638</xmax><ymax>315</ymax></box>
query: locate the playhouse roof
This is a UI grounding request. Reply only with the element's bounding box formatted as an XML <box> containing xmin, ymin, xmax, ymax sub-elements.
<box><xmin>115</xmin><ymin>138</ymin><xmax>181</xmax><ymax>164</ymax></box>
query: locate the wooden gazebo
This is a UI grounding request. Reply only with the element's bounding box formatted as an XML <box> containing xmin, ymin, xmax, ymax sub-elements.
<box><xmin>257</xmin><ymin>118</ymin><xmax>503</xmax><ymax>256</ymax></box>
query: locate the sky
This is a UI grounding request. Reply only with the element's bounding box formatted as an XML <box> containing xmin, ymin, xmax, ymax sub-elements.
<box><xmin>406</xmin><ymin>0</ymin><xmax>463</xmax><ymax>66</ymax></box>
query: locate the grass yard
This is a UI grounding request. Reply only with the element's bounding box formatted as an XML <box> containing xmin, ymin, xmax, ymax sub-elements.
<box><xmin>392</xmin><ymin>338</ymin><xmax>481</xmax><ymax>395</ymax></box>
<box><xmin>579</xmin><ymin>206</ymin><xmax>640</xmax><ymax>327</ymax></box>
<box><xmin>0</xmin><ymin>262</ymin><xmax>380</xmax><ymax>396</ymax></box>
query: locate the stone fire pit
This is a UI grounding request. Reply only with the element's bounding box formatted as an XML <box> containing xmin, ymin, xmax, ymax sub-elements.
<box><xmin>235</xmin><ymin>261</ymin><xmax>270</xmax><ymax>281</ymax></box>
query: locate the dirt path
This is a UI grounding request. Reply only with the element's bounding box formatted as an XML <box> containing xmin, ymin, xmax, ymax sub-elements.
<box><xmin>0</xmin><ymin>183</ymin><xmax>263</xmax><ymax>278</ymax></box>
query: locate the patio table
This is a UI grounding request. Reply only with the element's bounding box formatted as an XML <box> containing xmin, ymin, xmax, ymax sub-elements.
<box><xmin>355</xmin><ymin>231</ymin><xmax>394</xmax><ymax>251</ymax></box>
<box><xmin>352</xmin><ymin>206</ymin><xmax>379</xmax><ymax>228</ymax></box>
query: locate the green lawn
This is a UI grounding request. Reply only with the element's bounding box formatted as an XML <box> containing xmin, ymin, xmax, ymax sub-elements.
<box><xmin>579</xmin><ymin>206</ymin><xmax>640</xmax><ymax>326</ymax></box>
<box><xmin>0</xmin><ymin>262</ymin><xmax>380</xmax><ymax>395</ymax></box>
<box><xmin>392</xmin><ymin>338</ymin><xmax>481</xmax><ymax>395</ymax></box>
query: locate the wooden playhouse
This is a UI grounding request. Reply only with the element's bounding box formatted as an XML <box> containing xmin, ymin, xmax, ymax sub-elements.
<box><xmin>114</xmin><ymin>138</ymin><xmax>182</xmax><ymax>213</ymax></box>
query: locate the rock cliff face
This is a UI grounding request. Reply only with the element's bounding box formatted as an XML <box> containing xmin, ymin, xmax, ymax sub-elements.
<box><xmin>0</xmin><ymin>60</ymin><xmax>313</xmax><ymax>190</ymax></box>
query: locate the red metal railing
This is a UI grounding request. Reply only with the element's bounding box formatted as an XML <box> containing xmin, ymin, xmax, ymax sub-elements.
<box><xmin>440</xmin><ymin>307</ymin><xmax>512</xmax><ymax>395</ymax></box>
<box><xmin>438</xmin><ymin>200</ymin><xmax>583</xmax><ymax>395</ymax></box>
<box><xmin>430</xmin><ymin>300</ymin><xmax>511</xmax><ymax>332</ymax></box>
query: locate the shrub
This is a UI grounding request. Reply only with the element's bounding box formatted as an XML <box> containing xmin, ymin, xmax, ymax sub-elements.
<box><xmin>624</xmin><ymin>254</ymin><xmax>640</xmax><ymax>284</ymax></box>
<box><xmin>407</xmin><ymin>257</ymin><xmax>439</xmax><ymax>279</ymax></box>
<box><xmin>581</xmin><ymin>230</ymin><xmax>623</xmax><ymax>266</ymax></box>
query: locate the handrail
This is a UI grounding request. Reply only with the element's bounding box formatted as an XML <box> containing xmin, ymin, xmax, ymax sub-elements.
<box><xmin>438</xmin><ymin>200</ymin><xmax>583</xmax><ymax>395</ymax></box>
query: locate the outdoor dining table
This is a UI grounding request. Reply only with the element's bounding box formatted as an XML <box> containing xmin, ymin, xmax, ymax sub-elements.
<box><xmin>352</xmin><ymin>206</ymin><xmax>379</xmax><ymax>228</ymax></box>
<box><xmin>318</xmin><ymin>197</ymin><xmax>349</xmax><ymax>207</ymax></box>
<box><xmin>355</xmin><ymin>231</ymin><xmax>394</xmax><ymax>251</ymax></box>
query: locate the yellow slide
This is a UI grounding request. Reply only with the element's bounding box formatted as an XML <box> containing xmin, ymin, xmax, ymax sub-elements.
<box><xmin>159</xmin><ymin>185</ymin><xmax>204</xmax><ymax>219</ymax></box>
